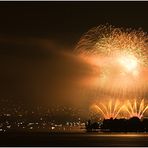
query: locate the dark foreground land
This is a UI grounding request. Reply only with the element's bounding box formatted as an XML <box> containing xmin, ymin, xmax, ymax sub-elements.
<box><xmin>1</xmin><ymin>132</ymin><xmax>148</xmax><ymax>146</ymax></box>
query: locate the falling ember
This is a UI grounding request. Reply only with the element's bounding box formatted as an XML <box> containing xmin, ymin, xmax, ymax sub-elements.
<box><xmin>124</xmin><ymin>99</ymin><xmax>148</xmax><ymax>119</ymax></box>
<box><xmin>90</xmin><ymin>100</ymin><xmax>124</xmax><ymax>119</ymax></box>
<box><xmin>75</xmin><ymin>24</ymin><xmax>148</xmax><ymax>98</ymax></box>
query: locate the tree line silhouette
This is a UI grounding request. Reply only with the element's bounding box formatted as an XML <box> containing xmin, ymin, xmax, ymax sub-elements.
<box><xmin>86</xmin><ymin>117</ymin><xmax>148</xmax><ymax>132</ymax></box>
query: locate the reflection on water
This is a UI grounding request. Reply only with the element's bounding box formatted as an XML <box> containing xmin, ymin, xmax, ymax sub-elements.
<box><xmin>88</xmin><ymin>132</ymin><xmax>148</xmax><ymax>137</ymax></box>
<box><xmin>47</xmin><ymin>132</ymin><xmax>148</xmax><ymax>146</ymax></box>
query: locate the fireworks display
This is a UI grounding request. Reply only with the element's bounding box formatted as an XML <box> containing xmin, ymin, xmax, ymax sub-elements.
<box><xmin>90</xmin><ymin>99</ymin><xmax>148</xmax><ymax>119</ymax></box>
<box><xmin>75</xmin><ymin>24</ymin><xmax>148</xmax><ymax>98</ymax></box>
<box><xmin>90</xmin><ymin>100</ymin><xmax>124</xmax><ymax>119</ymax></box>
<box><xmin>75</xmin><ymin>24</ymin><xmax>148</xmax><ymax>119</ymax></box>
<box><xmin>124</xmin><ymin>99</ymin><xmax>148</xmax><ymax>119</ymax></box>
<box><xmin>75</xmin><ymin>24</ymin><xmax>148</xmax><ymax>65</ymax></box>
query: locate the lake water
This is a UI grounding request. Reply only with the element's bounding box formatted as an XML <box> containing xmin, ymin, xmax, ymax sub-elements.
<box><xmin>1</xmin><ymin>132</ymin><xmax>148</xmax><ymax>146</ymax></box>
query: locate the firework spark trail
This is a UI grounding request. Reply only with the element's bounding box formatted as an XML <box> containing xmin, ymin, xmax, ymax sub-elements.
<box><xmin>124</xmin><ymin>99</ymin><xmax>148</xmax><ymax>119</ymax></box>
<box><xmin>90</xmin><ymin>100</ymin><xmax>124</xmax><ymax>119</ymax></box>
<box><xmin>75</xmin><ymin>24</ymin><xmax>148</xmax><ymax>65</ymax></box>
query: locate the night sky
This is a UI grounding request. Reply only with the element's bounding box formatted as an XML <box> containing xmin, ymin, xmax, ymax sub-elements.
<box><xmin>0</xmin><ymin>1</ymin><xmax>148</xmax><ymax>108</ymax></box>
